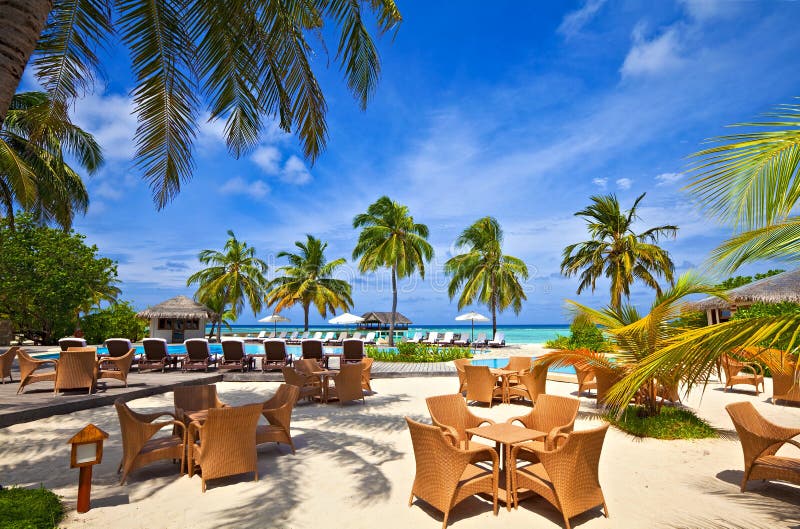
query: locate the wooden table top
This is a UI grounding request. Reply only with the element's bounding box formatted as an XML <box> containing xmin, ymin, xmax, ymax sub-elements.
<box><xmin>466</xmin><ymin>423</ymin><xmax>545</xmax><ymax>445</ymax></box>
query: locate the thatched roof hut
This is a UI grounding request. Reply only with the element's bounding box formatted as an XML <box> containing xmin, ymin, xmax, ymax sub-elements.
<box><xmin>359</xmin><ymin>311</ymin><xmax>412</xmax><ymax>330</ymax></box>
<box><xmin>136</xmin><ymin>295</ymin><xmax>218</xmax><ymax>320</ymax></box>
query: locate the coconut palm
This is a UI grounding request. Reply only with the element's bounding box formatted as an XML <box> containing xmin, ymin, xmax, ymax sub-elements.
<box><xmin>186</xmin><ymin>230</ymin><xmax>268</xmax><ymax>341</ymax></box>
<box><xmin>353</xmin><ymin>196</ymin><xmax>433</xmax><ymax>345</ymax></box>
<box><xmin>266</xmin><ymin>235</ymin><xmax>352</xmax><ymax>331</ymax></box>
<box><xmin>0</xmin><ymin>1</ymin><xmax>401</xmax><ymax>209</ymax></box>
<box><xmin>445</xmin><ymin>216</ymin><xmax>529</xmax><ymax>337</ymax></box>
<box><xmin>561</xmin><ymin>193</ymin><xmax>678</xmax><ymax>309</ymax></box>
<box><xmin>1</xmin><ymin>91</ymin><xmax>100</xmax><ymax>229</ymax></box>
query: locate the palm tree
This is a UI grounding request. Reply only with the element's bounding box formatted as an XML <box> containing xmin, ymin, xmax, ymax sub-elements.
<box><xmin>561</xmin><ymin>193</ymin><xmax>678</xmax><ymax>309</ymax></box>
<box><xmin>353</xmin><ymin>196</ymin><xmax>433</xmax><ymax>345</ymax></box>
<box><xmin>186</xmin><ymin>230</ymin><xmax>268</xmax><ymax>341</ymax></box>
<box><xmin>0</xmin><ymin>1</ymin><xmax>401</xmax><ymax>209</ymax></box>
<box><xmin>1</xmin><ymin>91</ymin><xmax>100</xmax><ymax>229</ymax></box>
<box><xmin>266</xmin><ymin>235</ymin><xmax>352</xmax><ymax>331</ymax></box>
<box><xmin>445</xmin><ymin>217</ymin><xmax>529</xmax><ymax>337</ymax></box>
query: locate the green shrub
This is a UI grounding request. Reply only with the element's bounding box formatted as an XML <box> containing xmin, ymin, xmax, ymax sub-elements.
<box><xmin>80</xmin><ymin>301</ymin><xmax>147</xmax><ymax>345</ymax></box>
<box><xmin>0</xmin><ymin>486</ymin><xmax>63</xmax><ymax>529</ymax></box>
<box><xmin>366</xmin><ymin>343</ymin><xmax>472</xmax><ymax>362</ymax></box>
<box><xmin>545</xmin><ymin>317</ymin><xmax>610</xmax><ymax>352</ymax></box>
<box><xmin>605</xmin><ymin>406</ymin><xmax>717</xmax><ymax>439</ymax></box>
<box><xmin>731</xmin><ymin>302</ymin><xmax>800</xmax><ymax>352</ymax></box>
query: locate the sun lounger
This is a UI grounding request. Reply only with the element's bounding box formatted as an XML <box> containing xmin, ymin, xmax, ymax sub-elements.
<box><xmin>301</xmin><ymin>339</ymin><xmax>325</xmax><ymax>366</ymax></box>
<box><xmin>262</xmin><ymin>340</ymin><xmax>292</xmax><ymax>372</ymax></box>
<box><xmin>219</xmin><ymin>339</ymin><xmax>250</xmax><ymax>371</ymax></box>
<box><xmin>342</xmin><ymin>339</ymin><xmax>365</xmax><ymax>364</ymax></box>
<box><xmin>328</xmin><ymin>331</ymin><xmax>346</xmax><ymax>345</ymax></box>
<box><xmin>246</xmin><ymin>331</ymin><xmax>268</xmax><ymax>343</ymax></box>
<box><xmin>472</xmin><ymin>332</ymin><xmax>488</xmax><ymax>347</ymax></box>
<box><xmin>183</xmin><ymin>338</ymin><xmax>217</xmax><ymax>372</ymax></box>
<box><xmin>139</xmin><ymin>338</ymin><xmax>174</xmax><ymax>372</ymax></box>
<box><xmin>452</xmin><ymin>333</ymin><xmax>471</xmax><ymax>346</ymax></box>
<box><xmin>311</xmin><ymin>331</ymin><xmax>323</xmax><ymax>340</ymax></box>
<box><xmin>277</xmin><ymin>331</ymin><xmax>288</xmax><ymax>340</ymax></box>
<box><xmin>286</xmin><ymin>332</ymin><xmax>300</xmax><ymax>344</ymax></box>
<box><xmin>322</xmin><ymin>332</ymin><xmax>336</xmax><ymax>344</ymax></box>
<box><xmin>58</xmin><ymin>337</ymin><xmax>87</xmax><ymax>351</ymax></box>
<box><xmin>351</xmin><ymin>332</ymin><xmax>362</xmax><ymax>340</ymax></box>
<box><xmin>488</xmin><ymin>332</ymin><xmax>506</xmax><ymax>348</ymax></box>
<box><xmin>363</xmin><ymin>332</ymin><xmax>376</xmax><ymax>345</ymax></box>
<box><xmin>423</xmin><ymin>332</ymin><xmax>438</xmax><ymax>345</ymax></box>
<box><xmin>407</xmin><ymin>332</ymin><xmax>423</xmax><ymax>344</ymax></box>
<box><xmin>438</xmin><ymin>332</ymin><xmax>454</xmax><ymax>346</ymax></box>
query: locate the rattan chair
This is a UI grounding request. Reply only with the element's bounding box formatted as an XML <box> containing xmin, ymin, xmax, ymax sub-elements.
<box><xmin>183</xmin><ymin>338</ymin><xmax>217</xmax><ymax>372</ymax></box>
<box><xmin>772</xmin><ymin>365</ymin><xmax>800</xmax><ymax>405</ymax></box>
<box><xmin>406</xmin><ymin>416</ymin><xmax>499</xmax><ymax>529</ymax></box>
<box><xmin>173</xmin><ymin>384</ymin><xmax>227</xmax><ymax>427</ymax></box>
<box><xmin>98</xmin><ymin>349</ymin><xmax>135</xmax><ymax>387</ymax></box>
<box><xmin>188</xmin><ymin>403</ymin><xmax>262</xmax><ymax>492</ymax></box>
<box><xmin>342</xmin><ymin>339</ymin><xmax>365</xmax><ymax>364</ymax></box>
<box><xmin>503</xmin><ymin>356</ymin><xmax>532</xmax><ymax>385</ymax></box>
<box><xmin>219</xmin><ymin>339</ymin><xmax>249</xmax><ymax>372</ymax></box>
<box><xmin>507</xmin><ymin>364</ymin><xmax>548</xmax><ymax>403</ymax></box>
<box><xmin>574</xmin><ymin>363</ymin><xmax>597</xmax><ymax>396</ymax></box>
<box><xmin>262</xmin><ymin>339</ymin><xmax>291</xmax><ymax>372</ymax></box>
<box><xmin>16</xmin><ymin>348</ymin><xmax>57</xmax><ymax>394</ymax></box>
<box><xmin>115</xmin><ymin>398</ymin><xmax>186</xmax><ymax>484</ymax></box>
<box><xmin>594</xmin><ymin>369</ymin><xmax>623</xmax><ymax>407</ymax></box>
<box><xmin>507</xmin><ymin>394</ymin><xmax>580</xmax><ymax>460</ymax></box>
<box><xmin>256</xmin><ymin>384</ymin><xmax>300</xmax><ymax>454</ymax></box>
<box><xmin>282</xmin><ymin>365</ymin><xmax>323</xmax><ymax>402</ymax></box>
<box><xmin>329</xmin><ymin>362</ymin><xmax>365</xmax><ymax>405</ymax></box>
<box><xmin>511</xmin><ymin>423</ymin><xmax>610</xmax><ymax>529</ymax></box>
<box><xmin>725</xmin><ymin>401</ymin><xmax>800</xmax><ymax>491</ymax></box>
<box><xmin>453</xmin><ymin>358</ymin><xmax>471</xmax><ymax>395</ymax></box>
<box><xmin>463</xmin><ymin>365</ymin><xmax>504</xmax><ymax>407</ymax></box>
<box><xmin>426</xmin><ymin>394</ymin><xmax>495</xmax><ymax>451</ymax></box>
<box><xmin>1</xmin><ymin>346</ymin><xmax>18</xmax><ymax>384</ymax></box>
<box><xmin>139</xmin><ymin>338</ymin><xmax>173</xmax><ymax>372</ymax></box>
<box><xmin>361</xmin><ymin>357</ymin><xmax>375</xmax><ymax>393</ymax></box>
<box><xmin>54</xmin><ymin>348</ymin><xmax>97</xmax><ymax>395</ymax></box>
<box><xmin>722</xmin><ymin>355</ymin><xmax>765</xmax><ymax>394</ymax></box>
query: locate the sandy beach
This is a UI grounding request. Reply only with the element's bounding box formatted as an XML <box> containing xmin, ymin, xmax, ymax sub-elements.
<box><xmin>1</xmin><ymin>346</ymin><xmax>799</xmax><ymax>529</ymax></box>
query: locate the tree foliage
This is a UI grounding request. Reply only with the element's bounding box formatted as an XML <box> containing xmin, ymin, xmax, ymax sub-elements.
<box><xmin>80</xmin><ymin>301</ymin><xmax>147</xmax><ymax>344</ymax></box>
<box><xmin>0</xmin><ymin>214</ymin><xmax>118</xmax><ymax>343</ymax></box>
<box><xmin>717</xmin><ymin>269</ymin><xmax>784</xmax><ymax>289</ymax></box>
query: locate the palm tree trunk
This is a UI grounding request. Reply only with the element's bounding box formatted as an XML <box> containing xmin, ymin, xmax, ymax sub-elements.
<box><xmin>490</xmin><ymin>274</ymin><xmax>497</xmax><ymax>337</ymax></box>
<box><xmin>303</xmin><ymin>303</ymin><xmax>310</xmax><ymax>331</ymax></box>
<box><xmin>389</xmin><ymin>262</ymin><xmax>397</xmax><ymax>346</ymax></box>
<box><xmin>0</xmin><ymin>0</ymin><xmax>52</xmax><ymax>125</ymax></box>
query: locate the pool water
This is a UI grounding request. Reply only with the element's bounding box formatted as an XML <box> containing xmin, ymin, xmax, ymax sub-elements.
<box><xmin>471</xmin><ymin>357</ymin><xmax>575</xmax><ymax>374</ymax></box>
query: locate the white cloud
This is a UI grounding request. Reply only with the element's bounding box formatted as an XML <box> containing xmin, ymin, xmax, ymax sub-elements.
<box><xmin>592</xmin><ymin>177</ymin><xmax>608</xmax><ymax>189</ymax></box>
<box><xmin>616</xmin><ymin>177</ymin><xmax>633</xmax><ymax>190</ymax></box>
<box><xmin>677</xmin><ymin>0</ymin><xmax>732</xmax><ymax>22</ymax></box>
<box><xmin>655</xmin><ymin>172</ymin><xmax>683</xmax><ymax>186</ymax></box>
<box><xmin>558</xmin><ymin>0</ymin><xmax>607</xmax><ymax>39</ymax></box>
<box><xmin>280</xmin><ymin>155</ymin><xmax>312</xmax><ymax>185</ymax></box>
<box><xmin>251</xmin><ymin>145</ymin><xmax>281</xmax><ymax>174</ymax></box>
<box><xmin>621</xmin><ymin>25</ymin><xmax>683</xmax><ymax>78</ymax></box>
<box><xmin>71</xmin><ymin>90</ymin><xmax>138</xmax><ymax>161</ymax></box>
<box><xmin>219</xmin><ymin>176</ymin><xmax>270</xmax><ymax>199</ymax></box>
<box><xmin>93</xmin><ymin>182</ymin><xmax>124</xmax><ymax>200</ymax></box>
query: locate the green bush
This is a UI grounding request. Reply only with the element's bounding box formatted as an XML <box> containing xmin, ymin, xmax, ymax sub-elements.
<box><xmin>0</xmin><ymin>486</ymin><xmax>63</xmax><ymax>529</ymax></box>
<box><xmin>545</xmin><ymin>318</ymin><xmax>610</xmax><ymax>352</ymax></box>
<box><xmin>605</xmin><ymin>406</ymin><xmax>717</xmax><ymax>439</ymax></box>
<box><xmin>80</xmin><ymin>301</ymin><xmax>147</xmax><ymax>345</ymax></box>
<box><xmin>731</xmin><ymin>302</ymin><xmax>800</xmax><ymax>352</ymax></box>
<box><xmin>366</xmin><ymin>343</ymin><xmax>472</xmax><ymax>362</ymax></box>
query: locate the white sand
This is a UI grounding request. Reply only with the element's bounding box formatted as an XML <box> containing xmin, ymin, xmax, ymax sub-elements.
<box><xmin>1</xmin><ymin>371</ymin><xmax>799</xmax><ymax>529</ymax></box>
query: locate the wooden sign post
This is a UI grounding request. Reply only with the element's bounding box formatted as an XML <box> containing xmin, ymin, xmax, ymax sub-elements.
<box><xmin>68</xmin><ymin>424</ymin><xmax>109</xmax><ymax>513</ymax></box>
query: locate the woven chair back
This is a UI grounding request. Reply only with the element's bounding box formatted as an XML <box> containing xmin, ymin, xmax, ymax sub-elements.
<box><xmin>185</xmin><ymin>339</ymin><xmax>210</xmax><ymax>361</ymax></box>
<box><xmin>105</xmin><ymin>339</ymin><xmax>133</xmax><ymax>357</ymax></box>
<box><xmin>264</xmin><ymin>340</ymin><xmax>288</xmax><ymax>361</ymax></box>
<box><xmin>221</xmin><ymin>340</ymin><xmax>245</xmax><ymax>361</ymax></box>
<box><xmin>301</xmin><ymin>339</ymin><xmax>323</xmax><ymax>360</ymax></box>
<box><xmin>343</xmin><ymin>339</ymin><xmax>364</xmax><ymax>361</ymax></box>
<box><xmin>199</xmin><ymin>404</ymin><xmax>261</xmax><ymax>481</ymax></box>
<box><xmin>55</xmin><ymin>348</ymin><xmax>97</xmax><ymax>391</ymax></box>
<box><xmin>143</xmin><ymin>339</ymin><xmax>168</xmax><ymax>360</ymax></box>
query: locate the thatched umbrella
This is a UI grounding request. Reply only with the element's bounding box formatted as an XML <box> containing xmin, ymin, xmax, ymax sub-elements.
<box><xmin>136</xmin><ymin>295</ymin><xmax>219</xmax><ymax>320</ymax></box>
<box><xmin>689</xmin><ymin>268</ymin><xmax>800</xmax><ymax>311</ymax></box>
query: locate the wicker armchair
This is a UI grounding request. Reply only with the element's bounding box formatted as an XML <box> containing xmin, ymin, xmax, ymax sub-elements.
<box><xmin>282</xmin><ymin>365</ymin><xmax>323</xmax><ymax>402</ymax></box>
<box><xmin>342</xmin><ymin>339</ymin><xmax>365</xmax><ymax>364</ymax></box>
<box><xmin>188</xmin><ymin>403</ymin><xmax>262</xmax><ymax>492</ymax></box>
<box><xmin>755</xmin><ymin>348</ymin><xmax>800</xmax><ymax>405</ymax></box>
<box><xmin>507</xmin><ymin>395</ymin><xmax>580</xmax><ymax>461</ymax></box>
<box><xmin>425</xmin><ymin>394</ymin><xmax>495</xmax><ymax>451</ymax></box>
<box><xmin>511</xmin><ymin>423</ymin><xmax>610</xmax><ymax>529</ymax></box>
<box><xmin>115</xmin><ymin>398</ymin><xmax>186</xmax><ymax>484</ymax></box>
<box><xmin>406</xmin><ymin>417</ymin><xmax>499</xmax><ymax>529</ymax></box>
<box><xmin>1</xmin><ymin>346</ymin><xmax>18</xmax><ymax>384</ymax></box>
<box><xmin>361</xmin><ymin>357</ymin><xmax>375</xmax><ymax>392</ymax></box>
<box><xmin>173</xmin><ymin>384</ymin><xmax>226</xmax><ymax>427</ymax></box>
<box><xmin>722</xmin><ymin>355</ymin><xmax>765</xmax><ymax>394</ymax></box>
<box><xmin>139</xmin><ymin>338</ymin><xmax>173</xmax><ymax>372</ymax></box>
<box><xmin>453</xmin><ymin>358</ymin><xmax>471</xmax><ymax>395</ymax></box>
<box><xmin>574</xmin><ymin>363</ymin><xmax>597</xmax><ymax>396</ymax></box>
<box><xmin>16</xmin><ymin>349</ymin><xmax>58</xmax><ymax>394</ymax></box>
<box><xmin>54</xmin><ymin>348</ymin><xmax>97</xmax><ymax>395</ymax></box>
<box><xmin>503</xmin><ymin>356</ymin><xmax>532</xmax><ymax>385</ymax></box>
<box><xmin>262</xmin><ymin>339</ymin><xmax>291</xmax><ymax>372</ymax></box>
<box><xmin>219</xmin><ymin>339</ymin><xmax>249</xmax><ymax>372</ymax></box>
<box><xmin>594</xmin><ymin>369</ymin><xmax>623</xmax><ymax>406</ymax></box>
<box><xmin>183</xmin><ymin>339</ymin><xmax>217</xmax><ymax>372</ymax></box>
<box><xmin>295</xmin><ymin>358</ymin><xmax>324</xmax><ymax>375</ymax></box>
<box><xmin>329</xmin><ymin>362</ymin><xmax>365</xmax><ymax>405</ymax></box>
<box><xmin>98</xmin><ymin>349</ymin><xmax>135</xmax><ymax>387</ymax></box>
<box><xmin>256</xmin><ymin>384</ymin><xmax>300</xmax><ymax>454</ymax></box>
<box><xmin>507</xmin><ymin>364</ymin><xmax>548</xmax><ymax>403</ymax></box>
<box><xmin>463</xmin><ymin>365</ymin><xmax>504</xmax><ymax>407</ymax></box>
<box><xmin>726</xmin><ymin>401</ymin><xmax>800</xmax><ymax>491</ymax></box>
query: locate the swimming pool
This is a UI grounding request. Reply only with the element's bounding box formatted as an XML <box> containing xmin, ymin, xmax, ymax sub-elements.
<box><xmin>471</xmin><ymin>357</ymin><xmax>575</xmax><ymax>374</ymax></box>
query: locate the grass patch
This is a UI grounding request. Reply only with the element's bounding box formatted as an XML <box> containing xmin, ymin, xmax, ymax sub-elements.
<box><xmin>366</xmin><ymin>343</ymin><xmax>472</xmax><ymax>363</ymax></box>
<box><xmin>0</xmin><ymin>486</ymin><xmax>63</xmax><ymax>529</ymax></box>
<box><xmin>605</xmin><ymin>405</ymin><xmax>718</xmax><ymax>440</ymax></box>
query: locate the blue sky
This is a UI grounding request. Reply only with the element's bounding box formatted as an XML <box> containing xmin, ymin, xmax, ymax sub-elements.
<box><xmin>21</xmin><ymin>0</ymin><xmax>800</xmax><ymax>325</ymax></box>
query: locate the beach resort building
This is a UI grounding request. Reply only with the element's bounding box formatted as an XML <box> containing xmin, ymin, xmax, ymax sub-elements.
<box><xmin>136</xmin><ymin>295</ymin><xmax>217</xmax><ymax>343</ymax></box>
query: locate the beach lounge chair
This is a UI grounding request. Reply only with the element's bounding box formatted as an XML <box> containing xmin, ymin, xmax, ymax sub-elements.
<box><xmin>452</xmin><ymin>333</ymin><xmax>470</xmax><ymax>346</ymax></box>
<box><xmin>510</xmin><ymin>423</ymin><xmax>610</xmax><ymax>528</ymax></box>
<box><xmin>361</xmin><ymin>357</ymin><xmax>374</xmax><ymax>393</ymax></box>
<box><xmin>301</xmin><ymin>339</ymin><xmax>325</xmax><ymax>366</ymax></box>
<box><xmin>321</xmin><ymin>331</ymin><xmax>335</xmax><ymax>344</ymax></box>
<box><xmin>281</xmin><ymin>365</ymin><xmax>323</xmax><ymax>402</ymax></box>
<box><xmin>139</xmin><ymin>338</ymin><xmax>174</xmax><ymax>372</ymax></box>
<box><xmin>407</xmin><ymin>332</ymin><xmax>424</xmax><ymax>344</ymax></box>
<box><xmin>277</xmin><ymin>331</ymin><xmax>288</xmax><ymax>340</ymax></box>
<box><xmin>488</xmin><ymin>332</ymin><xmax>506</xmax><ymax>348</ymax></box>
<box><xmin>299</xmin><ymin>331</ymin><xmax>311</xmax><ymax>341</ymax></box>
<box><xmin>507</xmin><ymin>394</ymin><xmax>579</xmax><ymax>458</ymax></box>
<box><xmin>1</xmin><ymin>346</ymin><xmax>18</xmax><ymax>384</ymax></box>
<box><xmin>115</xmin><ymin>398</ymin><xmax>186</xmax><ymax>484</ymax></box>
<box><xmin>464</xmin><ymin>365</ymin><xmax>504</xmax><ymax>407</ymax></box>
<box><xmin>104</xmin><ymin>338</ymin><xmax>133</xmax><ymax>357</ymax></box>
<box><xmin>257</xmin><ymin>384</ymin><xmax>300</xmax><ymax>454</ymax></box>
<box><xmin>722</xmin><ymin>354</ymin><xmax>765</xmax><ymax>394</ymax></box>
<box><xmin>174</xmin><ymin>384</ymin><xmax>227</xmax><ymax>428</ymax></box>
<box><xmin>453</xmin><ymin>358</ymin><xmax>471</xmax><ymax>395</ymax></box>
<box><xmin>438</xmin><ymin>332</ymin><xmax>454</xmax><ymax>346</ymax></box>
<box><xmin>342</xmin><ymin>339</ymin><xmax>365</xmax><ymax>364</ymax></box>
<box><xmin>507</xmin><ymin>364</ymin><xmax>548</xmax><ymax>404</ymax></box>
<box><xmin>406</xmin><ymin>417</ymin><xmax>499</xmax><ymax>529</ymax></box>
<box><xmin>188</xmin><ymin>403</ymin><xmax>262</xmax><ymax>492</ymax></box>
<box><xmin>246</xmin><ymin>330</ymin><xmax>268</xmax><ymax>343</ymax></box>
<box><xmin>423</xmin><ymin>332</ymin><xmax>439</xmax><ymax>345</ymax></box>
<box><xmin>328</xmin><ymin>331</ymin><xmax>346</xmax><ymax>345</ymax></box>
<box><xmin>285</xmin><ymin>331</ymin><xmax>300</xmax><ymax>344</ymax></box>
<box><xmin>58</xmin><ymin>337</ymin><xmax>87</xmax><ymax>351</ymax></box>
<box><xmin>98</xmin><ymin>348</ymin><xmax>135</xmax><ymax>388</ymax></box>
<box><xmin>262</xmin><ymin>339</ymin><xmax>292</xmax><ymax>372</ymax></box>
<box><xmin>329</xmin><ymin>362</ymin><xmax>366</xmax><ymax>405</ymax></box>
<box><xmin>219</xmin><ymin>339</ymin><xmax>250</xmax><ymax>372</ymax></box>
<box><xmin>363</xmin><ymin>332</ymin><xmax>376</xmax><ymax>345</ymax></box>
<box><xmin>425</xmin><ymin>394</ymin><xmax>495</xmax><ymax>452</ymax></box>
<box><xmin>183</xmin><ymin>339</ymin><xmax>218</xmax><ymax>372</ymax></box>
<box><xmin>351</xmin><ymin>332</ymin><xmax>362</xmax><ymax>341</ymax></box>
<box><xmin>16</xmin><ymin>348</ymin><xmax>57</xmax><ymax>394</ymax></box>
<box><xmin>726</xmin><ymin>401</ymin><xmax>800</xmax><ymax>492</ymax></box>
<box><xmin>311</xmin><ymin>331</ymin><xmax>323</xmax><ymax>340</ymax></box>
<box><xmin>54</xmin><ymin>348</ymin><xmax>97</xmax><ymax>395</ymax></box>
<box><xmin>472</xmin><ymin>332</ymin><xmax>488</xmax><ymax>347</ymax></box>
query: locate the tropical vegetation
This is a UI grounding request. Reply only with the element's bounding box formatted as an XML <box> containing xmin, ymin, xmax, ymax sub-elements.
<box><xmin>187</xmin><ymin>230</ymin><xmax>268</xmax><ymax>341</ymax></box>
<box><xmin>366</xmin><ymin>343</ymin><xmax>471</xmax><ymax>363</ymax></box>
<box><xmin>0</xmin><ymin>1</ymin><xmax>401</xmax><ymax>208</ymax></box>
<box><xmin>266</xmin><ymin>235</ymin><xmax>352</xmax><ymax>331</ymax></box>
<box><xmin>717</xmin><ymin>269</ymin><xmax>784</xmax><ymax>290</ymax></box>
<box><xmin>561</xmin><ymin>193</ymin><xmax>678</xmax><ymax>309</ymax></box>
<box><xmin>353</xmin><ymin>196</ymin><xmax>433</xmax><ymax>345</ymax></box>
<box><xmin>544</xmin><ymin>314</ymin><xmax>610</xmax><ymax>352</ymax></box>
<box><xmin>445</xmin><ymin>217</ymin><xmax>529</xmax><ymax>337</ymax></box>
<box><xmin>0</xmin><ymin>486</ymin><xmax>63</xmax><ymax>529</ymax></box>
<box><xmin>1</xmin><ymin>91</ymin><xmax>100</xmax><ymax>229</ymax></box>
<box><xmin>0</xmin><ymin>214</ymin><xmax>118</xmax><ymax>344</ymax></box>
<box><xmin>80</xmin><ymin>301</ymin><xmax>147</xmax><ymax>345</ymax></box>
<box><xmin>605</xmin><ymin>406</ymin><xmax>717</xmax><ymax>440</ymax></box>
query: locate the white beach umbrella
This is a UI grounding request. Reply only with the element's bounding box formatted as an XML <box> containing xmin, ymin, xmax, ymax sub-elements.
<box><xmin>258</xmin><ymin>313</ymin><xmax>290</xmax><ymax>333</ymax></box>
<box><xmin>455</xmin><ymin>311</ymin><xmax>490</xmax><ymax>341</ymax></box>
<box><xmin>329</xmin><ymin>312</ymin><xmax>365</xmax><ymax>334</ymax></box>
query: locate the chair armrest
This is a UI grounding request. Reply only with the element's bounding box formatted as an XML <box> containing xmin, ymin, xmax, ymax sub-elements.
<box><xmin>547</xmin><ymin>427</ymin><xmax>570</xmax><ymax>450</ymax></box>
<box><xmin>466</xmin><ymin>445</ymin><xmax>499</xmax><ymax>468</ymax></box>
<box><xmin>441</xmin><ymin>430</ymin><xmax>459</xmax><ymax>447</ymax></box>
<box><xmin>34</xmin><ymin>358</ymin><xmax>58</xmax><ymax>367</ymax></box>
<box><xmin>139</xmin><ymin>410</ymin><xmax>178</xmax><ymax>423</ymax></box>
<box><xmin>505</xmin><ymin>415</ymin><xmax>526</xmax><ymax>426</ymax></box>
<box><xmin>187</xmin><ymin>420</ymin><xmax>204</xmax><ymax>442</ymax></box>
